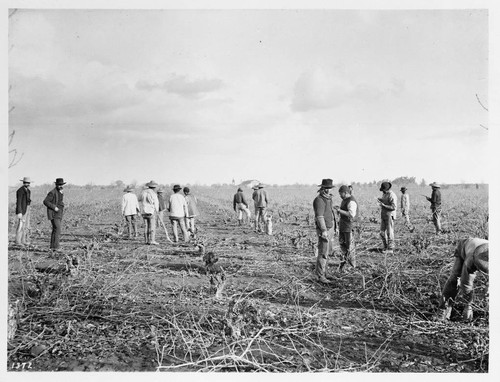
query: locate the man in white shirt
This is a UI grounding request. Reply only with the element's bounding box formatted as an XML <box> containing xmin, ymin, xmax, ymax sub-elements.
<box><xmin>334</xmin><ymin>185</ymin><xmax>358</xmax><ymax>272</ymax></box>
<box><xmin>140</xmin><ymin>181</ymin><xmax>159</xmax><ymax>245</ymax></box>
<box><xmin>168</xmin><ymin>184</ymin><xmax>189</xmax><ymax>242</ymax></box>
<box><xmin>377</xmin><ymin>182</ymin><xmax>397</xmax><ymax>253</ymax></box>
<box><xmin>122</xmin><ymin>185</ymin><xmax>140</xmax><ymax>239</ymax></box>
<box><xmin>400</xmin><ymin>187</ymin><xmax>414</xmax><ymax>232</ymax></box>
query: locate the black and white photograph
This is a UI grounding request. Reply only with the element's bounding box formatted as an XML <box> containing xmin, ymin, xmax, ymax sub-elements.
<box><xmin>3</xmin><ymin>0</ymin><xmax>499</xmax><ymax>376</ymax></box>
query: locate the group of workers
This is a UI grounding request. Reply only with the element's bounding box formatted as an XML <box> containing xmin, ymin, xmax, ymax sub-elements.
<box><xmin>14</xmin><ymin>177</ymin><xmax>200</xmax><ymax>248</ymax></box>
<box><xmin>312</xmin><ymin>178</ymin><xmax>442</xmax><ymax>284</ymax></box>
<box><xmin>232</xmin><ymin>183</ymin><xmax>269</xmax><ymax>233</ymax></box>
<box><xmin>121</xmin><ymin>181</ymin><xmax>200</xmax><ymax>244</ymax></box>
<box><xmin>311</xmin><ymin>178</ymin><xmax>488</xmax><ymax>322</ymax></box>
<box><xmin>13</xmin><ymin>176</ymin><xmax>487</xmax><ymax>321</ymax></box>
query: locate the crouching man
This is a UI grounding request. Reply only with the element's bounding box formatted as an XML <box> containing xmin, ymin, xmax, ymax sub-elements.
<box><xmin>439</xmin><ymin>238</ymin><xmax>488</xmax><ymax>321</ymax></box>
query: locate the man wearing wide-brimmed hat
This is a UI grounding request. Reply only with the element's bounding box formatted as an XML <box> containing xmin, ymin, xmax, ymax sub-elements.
<box><xmin>122</xmin><ymin>185</ymin><xmax>140</xmax><ymax>239</ymax></box>
<box><xmin>15</xmin><ymin>177</ymin><xmax>32</xmax><ymax>245</ymax></box>
<box><xmin>313</xmin><ymin>179</ymin><xmax>337</xmax><ymax>284</ymax></box>
<box><xmin>233</xmin><ymin>187</ymin><xmax>251</xmax><ymax>226</ymax></box>
<box><xmin>167</xmin><ymin>185</ymin><xmax>189</xmax><ymax>242</ymax></box>
<box><xmin>400</xmin><ymin>186</ymin><xmax>414</xmax><ymax>232</ymax></box>
<box><xmin>377</xmin><ymin>181</ymin><xmax>397</xmax><ymax>253</ymax></box>
<box><xmin>140</xmin><ymin>181</ymin><xmax>160</xmax><ymax>245</ymax></box>
<box><xmin>43</xmin><ymin>178</ymin><xmax>66</xmax><ymax>251</ymax></box>
<box><xmin>426</xmin><ymin>182</ymin><xmax>442</xmax><ymax>234</ymax></box>
<box><xmin>252</xmin><ymin>183</ymin><xmax>269</xmax><ymax>233</ymax></box>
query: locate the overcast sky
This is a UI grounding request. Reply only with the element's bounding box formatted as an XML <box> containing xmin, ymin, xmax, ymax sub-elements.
<box><xmin>7</xmin><ymin>7</ymin><xmax>489</xmax><ymax>186</ymax></box>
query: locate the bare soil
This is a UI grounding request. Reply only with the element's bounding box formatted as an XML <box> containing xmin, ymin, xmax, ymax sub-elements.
<box><xmin>7</xmin><ymin>185</ymin><xmax>488</xmax><ymax>372</ymax></box>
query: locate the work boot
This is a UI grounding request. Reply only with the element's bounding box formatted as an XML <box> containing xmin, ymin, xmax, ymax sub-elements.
<box><xmin>317</xmin><ymin>274</ymin><xmax>332</xmax><ymax>284</ymax></box>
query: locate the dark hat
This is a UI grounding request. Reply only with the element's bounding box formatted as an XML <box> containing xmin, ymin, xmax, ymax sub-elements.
<box><xmin>55</xmin><ymin>178</ymin><xmax>66</xmax><ymax>186</ymax></box>
<box><xmin>173</xmin><ymin>184</ymin><xmax>182</xmax><ymax>192</ymax></box>
<box><xmin>430</xmin><ymin>182</ymin><xmax>441</xmax><ymax>188</ymax></box>
<box><xmin>338</xmin><ymin>185</ymin><xmax>350</xmax><ymax>193</ymax></box>
<box><xmin>318</xmin><ymin>179</ymin><xmax>334</xmax><ymax>189</ymax></box>
<box><xmin>20</xmin><ymin>177</ymin><xmax>33</xmax><ymax>183</ymax></box>
<box><xmin>237</xmin><ymin>187</ymin><xmax>243</xmax><ymax>192</ymax></box>
<box><xmin>183</xmin><ymin>187</ymin><xmax>190</xmax><ymax>194</ymax></box>
<box><xmin>400</xmin><ymin>186</ymin><xmax>407</xmax><ymax>191</ymax></box>
<box><xmin>146</xmin><ymin>180</ymin><xmax>158</xmax><ymax>188</ymax></box>
<box><xmin>123</xmin><ymin>185</ymin><xmax>134</xmax><ymax>192</ymax></box>
<box><xmin>379</xmin><ymin>182</ymin><xmax>392</xmax><ymax>192</ymax></box>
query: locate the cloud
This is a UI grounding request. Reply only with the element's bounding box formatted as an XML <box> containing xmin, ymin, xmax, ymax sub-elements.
<box><xmin>291</xmin><ymin>68</ymin><xmax>406</xmax><ymax>112</ymax></box>
<box><xmin>136</xmin><ymin>74</ymin><xmax>224</xmax><ymax>98</ymax></box>
<box><xmin>290</xmin><ymin>69</ymin><xmax>351</xmax><ymax>112</ymax></box>
<box><xmin>9</xmin><ymin>72</ymin><xmax>142</xmax><ymax>126</ymax></box>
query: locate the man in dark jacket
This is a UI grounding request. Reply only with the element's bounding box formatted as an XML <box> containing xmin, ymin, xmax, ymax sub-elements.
<box><xmin>43</xmin><ymin>178</ymin><xmax>66</xmax><ymax>251</ymax></box>
<box><xmin>426</xmin><ymin>182</ymin><xmax>442</xmax><ymax>234</ymax></box>
<box><xmin>233</xmin><ymin>187</ymin><xmax>251</xmax><ymax>225</ymax></box>
<box><xmin>15</xmin><ymin>176</ymin><xmax>32</xmax><ymax>245</ymax></box>
<box><xmin>334</xmin><ymin>185</ymin><xmax>358</xmax><ymax>272</ymax></box>
<box><xmin>313</xmin><ymin>179</ymin><xmax>337</xmax><ymax>284</ymax></box>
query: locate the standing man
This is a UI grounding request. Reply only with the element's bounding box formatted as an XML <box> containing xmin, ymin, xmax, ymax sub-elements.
<box><xmin>252</xmin><ymin>183</ymin><xmax>269</xmax><ymax>233</ymax></box>
<box><xmin>400</xmin><ymin>187</ymin><xmax>414</xmax><ymax>232</ymax></box>
<box><xmin>334</xmin><ymin>185</ymin><xmax>358</xmax><ymax>272</ymax></box>
<box><xmin>183</xmin><ymin>187</ymin><xmax>200</xmax><ymax>237</ymax></box>
<box><xmin>15</xmin><ymin>177</ymin><xmax>32</xmax><ymax>246</ymax></box>
<box><xmin>233</xmin><ymin>187</ymin><xmax>251</xmax><ymax>225</ymax></box>
<box><xmin>377</xmin><ymin>181</ymin><xmax>397</xmax><ymax>253</ymax></box>
<box><xmin>313</xmin><ymin>179</ymin><xmax>337</xmax><ymax>284</ymax></box>
<box><xmin>251</xmin><ymin>186</ymin><xmax>259</xmax><ymax>224</ymax></box>
<box><xmin>156</xmin><ymin>188</ymin><xmax>166</xmax><ymax>229</ymax></box>
<box><xmin>43</xmin><ymin>178</ymin><xmax>66</xmax><ymax>252</ymax></box>
<box><xmin>122</xmin><ymin>185</ymin><xmax>140</xmax><ymax>239</ymax></box>
<box><xmin>426</xmin><ymin>182</ymin><xmax>442</xmax><ymax>234</ymax></box>
<box><xmin>140</xmin><ymin>180</ymin><xmax>159</xmax><ymax>245</ymax></box>
<box><xmin>168</xmin><ymin>185</ymin><xmax>189</xmax><ymax>242</ymax></box>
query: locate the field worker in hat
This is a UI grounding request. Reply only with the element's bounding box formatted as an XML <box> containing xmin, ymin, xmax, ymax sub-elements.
<box><xmin>400</xmin><ymin>187</ymin><xmax>414</xmax><ymax>232</ymax></box>
<box><xmin>313</xmin><ymin>179</ymin><xmax>337</xmax><ymax>284</ymax></box>
<box><xmin>438</xmin><ymin>237</ymin><xmax>488</xmax><ymax>321</ymax></box>
<box><xmin>183</xmin><ymin>187</ymin><xmax>200</xmax><ymax>237</ymax></box>
<box><xmin>377</xmin><ymin>181</ymin><xmax>397</xmax><ymax>253</ymax></box>
<box><xmin>233</xmin><ymin>187</ymin><xmax>251</xmax><ymax>226</ymax></box>
<box><xmin>156</xmin><ymin>188</ymin><xmax>166</xmax><ymax>229</ymax></box>
<box><xmin>43</xmin><ymin>178</ymin><xmax>66</xmax><ymax>252</ymax></box>
<box><xmin>334</xmin><ymin>185</ymin><xmax>358</xmax><ymax>272</ymax></box>
<box><xmin>168</xmin><ymin>185</ymin><xmax>189</xmax><ymax>242</ymax></box>
<box><xmin>140</xmin><ymin>181</ymin><xmax>159</xmax><ymax>245</ymax></box>
<box><xmin>426</xmin><ymin>182</ymin><xmax>442</xmax><ymax>234</ymax></box>
<box><xmin>122</xmin><ymin>185</ymin><xmax>140</xmax><ymax>239</ymax></box>
<box><xmin>251</xmin><ymin>186</ymin><xmax>259</xmax><ymax>222</ymax></box>
<box><xmin>252</xmin><ymin>183</ymin><xmax>269</xmax><ymax>233</ymax></box>
<box><xmin>15</xmin><ymin>177</ymin><xmax>32</xmax><ymax>245</ymax></box>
